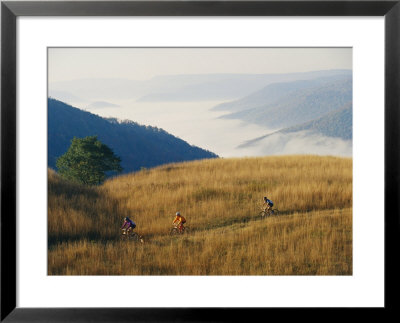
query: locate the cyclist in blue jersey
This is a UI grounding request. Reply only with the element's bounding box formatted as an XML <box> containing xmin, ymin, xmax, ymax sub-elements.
<box><xmin>121</xmin><ymin>216</ymin><xmax>136</xmax><ymax>234</ymax></box>
<box><xmin>263</xmin><ymin>196</ymin><xmax>274</xmax><ymax>213</ymax></box>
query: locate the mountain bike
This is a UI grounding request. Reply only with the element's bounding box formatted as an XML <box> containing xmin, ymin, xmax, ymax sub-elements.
<box><xmin>120</xmin><ymin>228</ymin><xmax>144</xmax><ymax>243</ymax></box>
<box><xmin>259</xmin><ymin>207</ymin><xmax>279</xmax><ymax>219</ymax></box>
<box><xmin>169</xmin><ymin>225</ymin><xmax>190</xmax><ymax>236</ymax></box>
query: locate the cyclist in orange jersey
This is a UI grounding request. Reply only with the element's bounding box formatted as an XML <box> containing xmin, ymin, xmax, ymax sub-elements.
<box><xmin>172</xmin><ymin>211</ymin><xmax>186</xmax><ymax>233</ymax></box>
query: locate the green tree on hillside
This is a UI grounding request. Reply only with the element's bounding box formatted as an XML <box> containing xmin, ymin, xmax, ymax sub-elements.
<box><xmin>56</xmin><ymin>136</ymin><xmax>122</xmax><ymax>185</ymax></box>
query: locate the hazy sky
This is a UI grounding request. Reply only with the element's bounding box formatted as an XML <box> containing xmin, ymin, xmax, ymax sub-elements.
<box><xmin>48</xmin><ymin>47</ymin><xmax>352</xmax><ymax>83</ymax></box>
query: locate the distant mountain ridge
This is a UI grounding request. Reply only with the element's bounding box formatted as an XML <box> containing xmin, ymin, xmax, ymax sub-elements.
<box><xmin>49</xmin><ymin>69</ymin><xmax>352</xmax><ymax>104</ymax></box>
<box><xmin>136</xmin><ymin>70</ymin><xmax>352</xmax><ymax>102</ymax></box>
<box><xmin>210</xmin><ymin>74</ymin><xmax>354</xmax><ymax>157</ymax></box>
<box><xmin>239</xmin><ymin>103</ymin><xmax>352</xmax><ymax>149</ymax></box>
<box><xmin>213</xmin><ymin>74</ymin><xmax>351</xmax><ymax>113</ymax></box>
<box><xmin>48</xmin><ymin>98</ymin><xmax>218</xmax><ymax>173</ymax></box>
<box><xmin>218</xmin><ymin>75</ymin><xmax>352</xmax><ymax>130</ymax></box>
<box><xmin>87</xmin><ymin>101</ymin><xmax>120</xmax><ymax>109</ymax></box>
<box><xmin>280</xmin><ymin>103</ymin><xmax>352</xmax><ymax>140</ymax></box>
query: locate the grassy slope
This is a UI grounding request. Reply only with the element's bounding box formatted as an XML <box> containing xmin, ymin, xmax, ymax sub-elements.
<box><xmin>48</xmin><ymin>155</ymin><xmax>352</xmax><ymax>275</ymax></box>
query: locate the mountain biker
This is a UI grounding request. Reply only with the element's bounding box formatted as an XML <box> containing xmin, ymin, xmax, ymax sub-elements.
<box><xmin>263</xmin><ymin>196</ymin><xmax>274</xmax><ymax>212</ymax></box>
<box><xmin>121</xmin><ymin>216</ymin><xmax>136</xmax><ymax>234</ymax></box>
<box><xmin>172</xmin><ymin>211</ymin><xmax>186</xmax><ymax>233</ymax></box>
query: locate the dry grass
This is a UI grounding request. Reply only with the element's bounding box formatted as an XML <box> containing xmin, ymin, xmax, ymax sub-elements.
<box><xmin>48</xmin><ymin>155</ymin><xmax>352</xmax><ymax>275</ymax></box>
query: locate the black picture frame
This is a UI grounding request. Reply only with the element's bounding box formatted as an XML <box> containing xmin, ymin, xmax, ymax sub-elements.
<box><xmin>1</xmin><ymin>1</ymin><xmax>399</xmax><ymax>321</ymax></box>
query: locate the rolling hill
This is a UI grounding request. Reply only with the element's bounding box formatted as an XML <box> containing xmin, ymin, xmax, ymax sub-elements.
<box><xmin>48</xmin><ymin>98</ymin><xmax>218</xmax><ymax>173</ymax></box>
<box><xmin>48</xmin><ymin>155</ymin><xmax>352</xmax><ymax>275</ymax></box>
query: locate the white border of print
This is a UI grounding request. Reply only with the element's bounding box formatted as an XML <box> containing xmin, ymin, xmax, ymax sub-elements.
<box><xmin>17</xmin><ymin>17</ymin><xmax>384</xmax><ymax>307</ymax></box>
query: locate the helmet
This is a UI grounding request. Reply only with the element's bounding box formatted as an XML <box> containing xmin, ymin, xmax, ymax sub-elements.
<box><xmin>124</xmin><ymin>217</ymin><xmax>129</xmax><ymax>221</ymax></box>
<box><xmin>176</xmin><ymin>212</ymin><xmax>180</xmax><ymax>216</ymax></box>
<box><xmin>264</xmin><ymin>196</ymin><xmax>267</xmax><ymax>200</ymax></box>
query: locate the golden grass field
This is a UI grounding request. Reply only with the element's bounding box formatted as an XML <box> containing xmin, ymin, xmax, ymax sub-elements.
<box><xmin>48</xmin><ymin>155</ymin><xmax>352</xmax><ymax>275</ymax></box>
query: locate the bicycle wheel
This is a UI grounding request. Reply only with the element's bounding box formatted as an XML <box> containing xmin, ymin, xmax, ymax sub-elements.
<box><xmin>169</xmin><ymin>227</ymin><xmax>180</xmax><ymax>236</ymax></box>
<box><xmin>128</xmin><ymin>232</ymin><xmax>140</xmax><ymax>241</ymax></box>
<box><xmin>183</xmin><ymin>226</ymin><xmax>190</xmax><ymax>234</ymax></box>
<box><xmin>259</xmin><ymin>211</ymin><xmax>267</xmax><ymax>219</ymax></box>
<box><xmin>271</xmin><ymin>209</ymin><xmax>279</xmax><ymax>216</ymax></box>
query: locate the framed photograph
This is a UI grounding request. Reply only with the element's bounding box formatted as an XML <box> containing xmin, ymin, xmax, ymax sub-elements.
<box><xmin>1</xmin><ymin>0</ymin><xmax>399</xmax><ymax>321</ymax></box>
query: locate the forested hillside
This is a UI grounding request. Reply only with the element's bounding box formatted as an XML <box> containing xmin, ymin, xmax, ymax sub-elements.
<box><xmin>48</xmin><ymin>98</ymin><xmax>217</xmax><ymax>173</ymax></box>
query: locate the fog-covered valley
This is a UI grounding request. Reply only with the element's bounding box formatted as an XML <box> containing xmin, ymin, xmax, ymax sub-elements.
<box><xmin>49</xmin><ymin>70</ymin><xmax>352</xmax><ymax>158</ymax></box>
